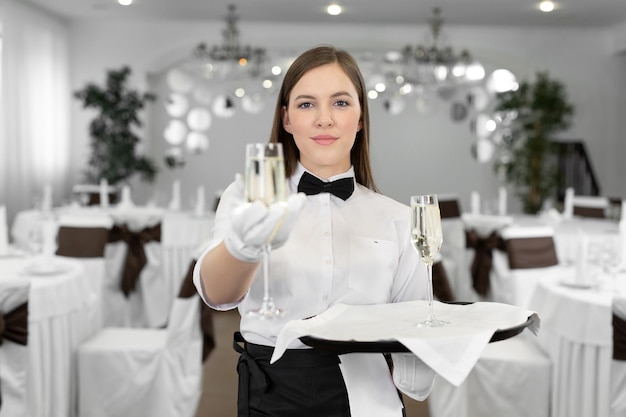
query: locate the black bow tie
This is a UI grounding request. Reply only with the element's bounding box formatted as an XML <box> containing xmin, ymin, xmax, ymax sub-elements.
<box><xmin>297</xmin><ymin>171</ymin><xmax>355</xmax><ymax>201</ymax></box>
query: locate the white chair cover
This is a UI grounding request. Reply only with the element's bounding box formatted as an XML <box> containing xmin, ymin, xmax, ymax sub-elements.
<box><xmin>490</xmin><ymin>225</ymin><xmax>560</xmax><ymax>308</ymax></box>
<box><xmin>612</xmin><ymin>294</ymin><xmax>626</xmax><ymax>417</ymax></box>
<box><xmin>571</xmin><ymin>195</ymin><xmax>610</xmax><ymax>218</ymax></box>
<box><xmin>429</xmin><ymin>333</ymin><xmax>551</xmax><ymax>417</ymax></box>
<box><xmin>0</xmin><ymin>277</ymin><xmax>30</xmax><ymax>417</ymax></box>
<box><xmin>77</xmin><ymin>289</ymin><xmax>203</xmax><ymax>417</ymax></box>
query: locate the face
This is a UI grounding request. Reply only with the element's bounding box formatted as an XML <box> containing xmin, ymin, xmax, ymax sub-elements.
<box><xmin>282</xmin><ymin>63</ymin><xmax>362</xmax><ymax>179</ymax></box>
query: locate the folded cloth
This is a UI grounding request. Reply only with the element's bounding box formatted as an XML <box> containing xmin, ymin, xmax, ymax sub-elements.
<box><xmin>271</xmin><ymin>301</ymin><xmax>538</xmax><ymax>386</ymax></box>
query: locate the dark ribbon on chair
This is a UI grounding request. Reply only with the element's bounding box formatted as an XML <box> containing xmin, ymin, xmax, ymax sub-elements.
<box><xmin>0</xmin><ymin>302</ymin><xmax>28</xmax><ymax>346</ymax></box>
<box><xmin>178</xmin><ymin>259</ymin><xmax>215</xmax><ymax>362</ymax></box>
<box><xmin>87</xmin><ymin>191</ymin><xmax>118</xmax><ymax>206</ymax></box>
<box><xmin>439</xmin><ymin>199</ymin><xmax>461</xmax><ymax>219</ymax></box>
<box><xmin>613</xmin><ymin>312</ymin><xmax>626</xmax><ymax>360</ymax></box>
<box><xmin>56</xmin><ymin>226</ymin><xmax>110</xmax><ymax>258</ymax></box>
<box><xmin>573</xmin><ymin>206</ymin><xmax>605</xmax><ymax>218</ymax></box>
<box><xmin>505</xmin><ymin>236</ymin><xmax>558</xmax><ymax>269</ymax></box>
<box><xmin>465</xmin><ymin>229</ymin><xmax>505</xmax><ymax>296</ymax></box>
<box><xmin>432</xmin><ymin>261</ymin><xmax>455</xmax><ymax>301</ymax></box>
<box><xmin>107</xmin><ymin>223</ymin><xmax>161</xmax><ymax>297</ymax></box>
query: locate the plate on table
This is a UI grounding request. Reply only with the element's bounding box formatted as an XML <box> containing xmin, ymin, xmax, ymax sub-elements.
<box><xmin>559</xmin><ymin>278</ymin><xmax>594</xmax><ymax>289</ymax></box>
<box><xmin>23</xmin><ymin>260</ymin><xmax>71</xmax><ymax>276</ymax></box>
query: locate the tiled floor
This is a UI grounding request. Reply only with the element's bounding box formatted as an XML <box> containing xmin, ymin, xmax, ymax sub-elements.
<box><xmin>195</xmin><ymin>309</ymin><xmax>430</xmax><ymax>417</ymax></box>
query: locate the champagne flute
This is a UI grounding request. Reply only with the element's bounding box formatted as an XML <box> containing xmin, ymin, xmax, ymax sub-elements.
<box><xmin>410</xmin><ymin>194</ymin><xmax>448</xmax><ymax>327</ymax></box>
<box><xmin>245</xmin><ymin>143</ymin><xmax>287</xmax><ymax>319</ymax></box>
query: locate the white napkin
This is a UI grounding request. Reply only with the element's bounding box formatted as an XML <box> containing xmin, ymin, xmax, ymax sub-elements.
<box><xmin>619</xmin><ymin>218</ymin><xmax>626</xmax><ymax>268</ymax></box>
<box><xmin>194</xmin><ymin>185</ymin><xmax>205</xmax><ymax>216</ymax></box>
<box><xmin>563</xmin><ymin>187</ymin><xmax>574</xmax><ymax>219</ymax></box>
<box><xmin>40</xmin><ymin>217</ymin><xmax>58</xmax><ymax>258</ymax></box>
<box><xmin>574</xmin><ymin>230</ymin><xmax>589</xmax><ymax>285</ymax></box>
<box><xmin>168</xmin><ymin>180</ymin><xmax>181</xmax><ymax>211</ymax></box>
<box><xmin>118</xmin><ymin>185</ymin><xmax>134</xmax><ymax>208</ymax></box>
<box><xmin>498</xmin><ymin>186</ymin><xmax>507</xmax><ymax>216</ymax></box>
<box><xmin>270</xmin><ymin>301</ymin><xmax>537</xmax><ymax>387</ymax></box>
<box><xmin>0</xmin><ymin>205</ymin><xmax>8</xmax><ymax>256</ymax></box>
<box><xmin>470</xmin><ymin>191</ymin><xmax>481</xmax><ymax>215</ymax></box>
<box><xmin>99</xmin><ymin>178</ymin><xmax>110</xmax><ymax>208</ymax></box>
<box><xmin>41</xmin><ymin>184</ymin><xmax>53</xmax><ymax>212</ymax></box>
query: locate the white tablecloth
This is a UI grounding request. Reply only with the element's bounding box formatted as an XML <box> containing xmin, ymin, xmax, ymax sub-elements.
<box><xmin>10</xmin><ymin>207</ymin><xmax>214</xmax><ymax>328</ymax></box>
<box><xmin>528</xmin><ymin>272</ymin><xmax>626</xmax><ymax>417</ymax></box>
<box><xmin>0</xmin><ymin>255</ymin><xmax>101</xmax><ymax>417</ymax></box>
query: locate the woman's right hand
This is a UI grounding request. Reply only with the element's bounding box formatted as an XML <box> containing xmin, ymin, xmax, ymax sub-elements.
<box><xmin>224</xmin><ymin>175</ymin><xmax>306</xmax><ymax>263</ymax></box>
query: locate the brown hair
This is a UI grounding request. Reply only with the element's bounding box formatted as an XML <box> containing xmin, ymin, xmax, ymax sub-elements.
<box><xmin>269</xmin><ymin>45</ymin><xmax>378</xmax><ymax>191</ymax></box>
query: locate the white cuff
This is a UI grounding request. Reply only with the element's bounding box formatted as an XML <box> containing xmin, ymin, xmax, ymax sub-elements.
<box><xmin>391</xmin><ymin>353</ymin><xmax>436</xmax><ymax>401</ymax></box>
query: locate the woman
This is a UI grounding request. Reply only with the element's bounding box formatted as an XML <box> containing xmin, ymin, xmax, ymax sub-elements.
<box><xmin>194</xmin><ymin>45</ymin><xmax>434</xmax><ymax>417</ymax></box>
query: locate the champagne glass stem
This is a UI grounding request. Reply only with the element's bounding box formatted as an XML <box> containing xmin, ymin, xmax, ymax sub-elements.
<box><xmin>426</xmin><ymin>263</ymin><xmax>435</xmax><ymax>323</ymax></box>
<box><xmin>261</xmin><ymin>244</ymin><xmax>271</xmax><ymax>307</ymax></box>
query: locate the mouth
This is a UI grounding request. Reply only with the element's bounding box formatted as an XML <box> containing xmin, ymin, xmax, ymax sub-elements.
<box><xmin>312</xmin><ymin>135</ymin><xmax>337</xmax><ymax>146</ymax></box>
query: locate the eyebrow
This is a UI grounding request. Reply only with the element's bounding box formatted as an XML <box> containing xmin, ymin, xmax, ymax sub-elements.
<box><xmin>293</xmin><ymin>91</ymin><xmax>354</xmax><ymax>101</ymax></box>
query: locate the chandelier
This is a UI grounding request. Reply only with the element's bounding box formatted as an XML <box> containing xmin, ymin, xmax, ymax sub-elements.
<box><xmin>192</xmin><ymin>4</ymin><xmax>269</xmax><ymax>81</ymax></box>
<box><xmin>385</xmin><ymin>7</ymin><xmax>485</xmax><ymax>93</ymax></box>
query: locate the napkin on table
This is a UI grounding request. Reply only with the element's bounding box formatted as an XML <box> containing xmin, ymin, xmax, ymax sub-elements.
<box><xmin>194</xmin><ymin>185</ymin><xmax>205</xmax><ymax>216</ymax></box>
<box><xmin>563</xmin><ymin>187</ymin><xmax>574</xmax><ymax>219</ymax></box>
<box><xmin>271</xmin><ymin>300</ymin><xmax>538</xmax><ymax>387</ymax></box>
<box><xmin>118</xmin><ymin>185</ymin><xmax>134</xmax><ymax>208</ymax></box>
<box><xmin>168</xmin><ymin>180</ymin><xmax>181</xmax><ymax>211</ymax></box>
<box><xmin>470</xmin><ymin>191</ymin><xmax>481</xmax><ymax>215</ymax></box>
<box><xmin>99</xmin><ymin>178</ymin><xmax>110</xmax><ymax>208</ymax></box>
<box><xmin>41</xmin><ymin>184</ymin><xmax>53</xmax><ymax>212</ymax></box>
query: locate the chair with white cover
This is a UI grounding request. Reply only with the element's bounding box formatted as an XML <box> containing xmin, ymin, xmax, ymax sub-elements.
<box><xmin>612</xmin><ymin>293</ymin><xmax>626</xmax><ymax>417</ymax></box>
<box><xmin>438</xmin><ymin>195</ymin><xmax>465</xmax><ymax>301</ymax></box>
<box><xmin>0</xmin><ymin>277</ymin><xmax>30</xmax><ymax>417</ymax></box>
<box><xmin>77</xmin><ymin>271</ymin><xmax>203</xmax><ymax>417</ymax></box>
<box><xmin>564</xmin><ymin>192</ymin><xmax>610</xmax><ymax>219</ymax></box>
<box><xmin>490</xmin><ymin>225</ymin><xmax>560</xmax><ymax>309</ymax></box>
<box><xmin>56</xmin><ymin>212</ymin><xmax>114</xmax><ymax>330</ymax></box>
<box><xmin>428</xmin><ymin>331</ymin><xmax>551</xmax><ymax>417</ymax></box>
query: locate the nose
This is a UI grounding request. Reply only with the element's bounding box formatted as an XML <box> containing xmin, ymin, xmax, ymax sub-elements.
<box><xmin>315</xmin><ymin>108</ymin><xmax>334</xmax><ymax>127</ymax></box>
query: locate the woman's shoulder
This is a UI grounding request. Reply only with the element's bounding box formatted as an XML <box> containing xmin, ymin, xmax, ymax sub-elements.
<box><xmin>355</xmin><ymin>184</ymin><xmax>409</xmax><ymax>213</ymax></box>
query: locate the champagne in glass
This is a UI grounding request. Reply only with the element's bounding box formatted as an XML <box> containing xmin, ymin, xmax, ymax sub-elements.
<box><xmin>411</xmin><ymin>194</ymin><xmax>448</xmax><ymax>327</ymax></box>
<box><xmin>245</xmin><ymin>143</ymin><xmax>287</xmax><ymax>319</ymax></box>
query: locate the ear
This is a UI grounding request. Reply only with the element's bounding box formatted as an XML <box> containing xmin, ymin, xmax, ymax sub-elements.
<box><xmin>282</xmin><ymin>106</ymin><xmax>292</xmax><ymax>133</ymax></box>
<box><xmin>357</xmin><ymin>120</ymin><xmax>362</xmax><ymax>132</ymax></box>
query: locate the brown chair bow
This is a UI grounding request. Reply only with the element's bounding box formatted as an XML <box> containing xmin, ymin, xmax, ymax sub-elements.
<box><xmin>505</xmin><ymin>236</ymin><xmax>558</xmax><ymax>269</ymax></box>
<box><xmin>465</xmin><ymin>229</ymin><xmax>505</xmax><ymax>296</ymax></box>
<box><xmin>0</xmin><ymin>302</ymin><xmax>28</xmax><ymax>346</ymax></box>
<box><xmin>108</xmin><ymin>223</ymin><xmax>162</xmax><ymax>297</ymax></box>
<box><xmin>439</xmin><ymin>199</ymin><xmax>462</xmax><ymax>219</ymax></box>
<box><xmin>56</xmin><ymin>226</ymin><xmax>110</xmax><ymax>258</ymax></box>
<box><xmin>432</xmin><ymin>261</ymin><xmax>455</xmax><ymax>302</ymax></box>
<box><xmin>614</xmin><ymin>313</ymin><xmax>626</xmax><ymax>361</ymax></box>
<box><xmin>573</xmin><ymin>206</ymin><xmax>605</xmax><ymax>218</ymax></box>
<box><xmin>178</xmin><ymin>259</ymin><xmax>215</xmax><ymax>362</ymax></box>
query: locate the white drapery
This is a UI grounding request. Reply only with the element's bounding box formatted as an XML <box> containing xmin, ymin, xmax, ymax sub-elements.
<box><xmin>0</xmin><ymin>0</ymin><xmax>70</xmax><ymax>225</ymax></box>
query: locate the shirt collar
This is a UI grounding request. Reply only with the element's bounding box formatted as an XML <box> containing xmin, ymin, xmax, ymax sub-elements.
<box><xmin>290</xmin><ymin>162</ymin><xmax>355</xmax><ymax>193</ymax></box>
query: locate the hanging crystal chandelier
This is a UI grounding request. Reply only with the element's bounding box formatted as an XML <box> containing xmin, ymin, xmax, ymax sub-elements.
<box><xmin>386</xmin><ymin>7</ymin><xmax>485</xmax><ymax>93</ymax></box>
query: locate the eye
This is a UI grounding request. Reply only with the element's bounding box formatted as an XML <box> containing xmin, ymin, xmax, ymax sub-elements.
<box><xmin>296</xmin><ymin>102</ymin><xmax>313</xmax><ymax>109</ymax></box>
<box><xmin>334</xmin><ymin>99</ymin><xmax>349</xmax><ymax>107</ymax></box>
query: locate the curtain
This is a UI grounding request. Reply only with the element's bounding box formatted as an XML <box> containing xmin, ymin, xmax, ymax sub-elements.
<box><xmin>0</xmin><ymin>0</ymin><xmax>70</xmax><ymax>225</ymax></box>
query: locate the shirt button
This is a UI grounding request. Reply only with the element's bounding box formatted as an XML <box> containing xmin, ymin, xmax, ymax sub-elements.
<box><xmin>322</xmin><ymin>202</ymin><xmax>329</xmax><ymax>207</ymax></box>
<box><xmin>325</xmin><ymin>259</ymin><xmax>332</xmax><ymax>265</ymax></box>
<box><xmin>324</xmin><ymin>231</ymin><xmax>330</xmax><ymax>237</ymax></box>
<box><xmin>322</xmin><ymin>294</ymin><xmax>328</xmax><ymax>301</ymax></box>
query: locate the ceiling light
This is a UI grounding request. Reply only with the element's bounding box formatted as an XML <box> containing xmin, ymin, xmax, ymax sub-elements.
<box><xmin>539</xmin><ymin>1</ymin><xmax>555</xmax><ymax>13</ymax></box>
<box><xmin>386</xmin><ymin>7</ymin><xmax>484</xmax><ymax>91</ymax></box>
<box><xmin>118</xmin><ymin>0</ymin><xmax>132</xmax><ymax>6</ymax></box>
<box><xmin>327</xmin><ymin>4</ymin><xmax>343</xmax><ymax>16</ymax></box>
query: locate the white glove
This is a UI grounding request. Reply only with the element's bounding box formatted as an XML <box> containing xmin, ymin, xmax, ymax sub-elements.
<box><xmin>391</xmin><ymin>353</ymin><xmax>436</xmax><ymax>401</ymax></box>
<box><xmin>224</xmin><ymin>176</ymin><xmax>306</xmax><ymax>263</ymax></box>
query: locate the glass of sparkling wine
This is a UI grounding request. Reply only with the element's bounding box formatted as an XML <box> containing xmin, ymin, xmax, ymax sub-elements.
<box><xmin>410</xmin><ymin>194</ymin><xmax>448</xmax><ymax>327</ymax></box>
<box><xmin>245</xmin><ymin>142</ymin><xmax>287</xmax><ymax>319</ymax></box>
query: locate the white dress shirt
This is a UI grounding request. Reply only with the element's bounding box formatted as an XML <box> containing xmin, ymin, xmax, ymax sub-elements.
<box><xmin>194</xmin><ymin>163</ymin><xmax>428</xmax><ymax>348</ymax></box>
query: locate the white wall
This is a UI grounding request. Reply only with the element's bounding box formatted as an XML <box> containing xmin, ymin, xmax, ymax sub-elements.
<box><xmin>67</xmin><ymin>19</ymin><xmax>626</xmax><ymax>212</ymax></box>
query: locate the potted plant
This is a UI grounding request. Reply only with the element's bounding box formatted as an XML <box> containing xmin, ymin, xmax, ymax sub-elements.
<box><xmin>74</xmin><ymin>66</ymin><xmax>158</xmax><ymax>188</ymax></box>
<box><xmin>493</xmin><ymin>71</ymin><xmax>575</xmax><ymax>214</ymax></box>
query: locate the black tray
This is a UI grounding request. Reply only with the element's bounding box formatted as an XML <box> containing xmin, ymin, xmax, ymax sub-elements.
<box><xmin>299</xmin><ymin>302</ymin><xmax>537</xmax><ymax>353</ymax></box>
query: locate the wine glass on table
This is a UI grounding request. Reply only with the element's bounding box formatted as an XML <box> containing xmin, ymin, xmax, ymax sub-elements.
<box><xmin>245</xmin><ymin>142</ymin><xmax>287</xmax><ymax>319</ymax></box>
<box><xmin>410</xmin><ymin>194</ymin><xmax>448</xmax><ymax>327</ymax></box>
